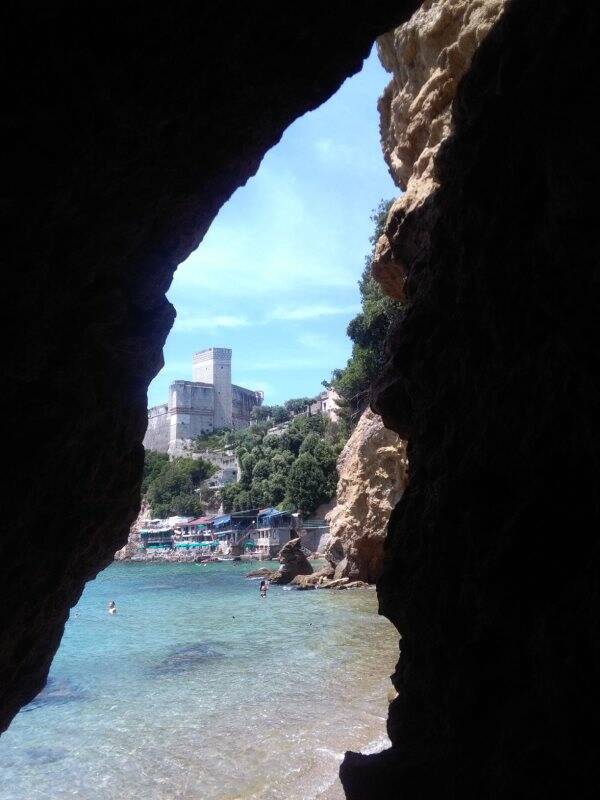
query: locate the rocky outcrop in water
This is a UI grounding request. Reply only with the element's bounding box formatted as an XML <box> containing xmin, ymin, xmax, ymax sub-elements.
<box><xmin>114</xmin><ymin>503</ymin><xmax>148</xmax><ymax>560</ymax></box>
<box><xmin>246</xmin><ymin>539</ymin><xmax>314</xmax><ymax>585</ymax></box>
<box><xmin>269</xmin><ymin>538</ymin><xmax>314</xmax><ymax>585</ymax></box>
<box><xmin>326</xmin><ymin>410</ymin><xmax>407</xmax><ymax>583</ymax></box>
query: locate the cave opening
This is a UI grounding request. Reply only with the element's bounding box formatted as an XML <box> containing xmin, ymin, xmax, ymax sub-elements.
<box><xmin>0</xmin><ymin>42</ymin><xmax>403</xmax><ymax>800</ymax></box>
<box><xmin>5</xmin><ymin>0</ymin><xmax>600</xmax><ymax>798</ymax></box>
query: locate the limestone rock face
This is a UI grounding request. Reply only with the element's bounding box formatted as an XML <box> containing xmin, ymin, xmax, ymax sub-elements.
<box><xmin>373</xmin><ymin>0</ymin><xmax>505</xmax><ymax>300</ymax></box>
<box><xmin>326</xmin><ymin>409</ymin><xmax>408</xmax><ymax>583</ymax></box>
<box><xmin>114</xmin><ymin>502</ymin><xmax>149</xmax><ymax>560</ymax></box>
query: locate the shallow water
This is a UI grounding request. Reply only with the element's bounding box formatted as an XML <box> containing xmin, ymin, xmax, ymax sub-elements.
<box><xmin>0</xmin><ymin>561</ymin><xmax>398</xmax><ymax>800</ymax></box>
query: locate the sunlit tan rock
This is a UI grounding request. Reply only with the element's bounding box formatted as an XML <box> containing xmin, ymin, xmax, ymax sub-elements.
<box><xmin>326</xmin><ymin>409</ymin><xmax>408</xmax><ymax>582</ymax></box>
<box><xmin>373</xmin><ymin>0</ymin><xmax>506</xmax><ymax>300</ymax></box>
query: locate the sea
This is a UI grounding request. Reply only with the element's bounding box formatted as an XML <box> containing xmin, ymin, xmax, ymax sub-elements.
<box><xmin>0</xmin><ymin>561</ymin><xmax>398</xmax><ymax>800</ymax></box>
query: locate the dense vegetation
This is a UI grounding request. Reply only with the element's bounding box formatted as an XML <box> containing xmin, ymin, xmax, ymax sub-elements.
<box><xmin>142</xmin><ymin>452</ymin><xmax>216</xmax><ymax>517</ymax></box>
<box><xmin>217</xmin><ymin>413</ymin><xmax>345</xmax><ymax>514</ymax></box>
<box><xmin>329</xmin><ymin>199</ymin><xmax>404</xmax><ymax>423</ymax></box>
<box><xmin>248</xmin><ymin>396</ymin><xmax>313</xmax><ymax>425</ymax></box>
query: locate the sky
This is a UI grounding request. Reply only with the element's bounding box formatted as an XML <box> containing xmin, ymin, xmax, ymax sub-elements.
<box><xmin>147</xmin><ymin>46</ymin><xmax>398</xmax><ymax>408</ymax></box>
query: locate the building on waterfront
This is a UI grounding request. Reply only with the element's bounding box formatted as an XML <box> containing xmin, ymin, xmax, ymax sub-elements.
<box><xmin>144</xmin><ymin>347</ymin><xmax>263</xmax><ymax>455</ymax></box>
<box><xmin>139</xmin><ymin>516</ymin><xmax>194</xmax><ymax>550</ymax></box>
<box><xmin>134</xmin><ymin>506</ymin><xmax>329</xmax><ymax>559</ymax></box>
<box><xmin>248</xmin><ymin>507</ymin><xmax>295</xmax><ymax>558</ymax></box>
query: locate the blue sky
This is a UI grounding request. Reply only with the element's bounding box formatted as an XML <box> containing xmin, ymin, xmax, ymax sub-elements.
<box><xmin>148</xmin><ymin>46</ymin><xmax>398</xmax><ymax>408</ymax></box>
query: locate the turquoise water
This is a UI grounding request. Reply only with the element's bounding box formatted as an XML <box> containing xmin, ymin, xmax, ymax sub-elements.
<box><xmin>0</xmin><ymin>562</ymin><xmax>398</xmax><ymax>800</ymax></box>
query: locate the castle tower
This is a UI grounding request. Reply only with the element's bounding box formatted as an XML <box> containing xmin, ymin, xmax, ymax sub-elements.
<box><xmin>192</xmin><ymin>347</ymin><xmax>233</xmax><ymax>429</ymax></box>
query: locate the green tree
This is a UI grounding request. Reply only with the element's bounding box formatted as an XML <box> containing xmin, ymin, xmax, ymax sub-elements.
<box><xmin>285</xmin><ymin>452</ymin><xmax>327</xmax><ymax>514</ymax></box>
<box><xmin>250</xmin><ymin>405</ymin><xmax>290</xmax><ymax>424</ymax></box>
<box><xmin>232</xmin><ymin>489</ymin><xmax>251</xmax><ymax>511</ymax></box>
<box><xmin>239</xmin><ymin>452</ymin><xmax>256</xmax><ymax>488</ymax></box>
<box><xmin>252</xmin><ymin>458</ymin><xmax>271</xmax><ymax>480</ymax></box>
<box><xmin>142</xmin><ymin>450</ymin><xmax>169</xmax><ymax>494</ymax></box>
<box><xmin>267</xmin><ymin>472</ymin><xmax>288</xmax><ymax>505</ymax></box>
<box><xmin>220</xmin><ymin>482</ymin><xmax>241</xmax><ymax>512</ymax></box>
<box><xmin>145</xmin><ymin>456</ymin><xmax>215</xmax><ymax>517</ymax></box>
<box><xmin>284</xmin><ymin>397</ymin><xmax>312</xmax><ymax>415</ymax></box>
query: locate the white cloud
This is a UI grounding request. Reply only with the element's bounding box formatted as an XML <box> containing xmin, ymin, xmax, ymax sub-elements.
<box><xmin>268</xmin><ymin>304</ymin><xmax>360</xmax><ymax>321</ymax></box>
<box><xmin>314</xmin><ymin>137</ymin><xmax>361</xmax><ymax>166</ymax></box>
<box><xmin>297</xmin><ymin>332</ymin><xmax>333</xmax><ymax>350</ymax></box>
<box><xmin>168</xmin><ymin>160</ymin><xmax>364</xmax><ymax>301</ymax></box>
<box><xmin>173</xmin><ymin>313</ymin><xmax>249</xmax><ymax>331</ymax></box>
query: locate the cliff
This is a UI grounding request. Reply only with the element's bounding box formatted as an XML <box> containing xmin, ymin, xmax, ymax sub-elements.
<box><xmin>372</xmin><ymin>0</ymin><xmax>505</xmax><ymax>299</ymax></box>
<box><xmin>326</xmin><ymin>410</ymin><xmax>407</xmax><ymax>583</ymax></box>
<box><xmin>114</xmin><ymin>501</ymin><xmax>149</xmax><ymax>560</ymax></box>
<box><xmin>327</xmin><ymin>0</ymin><xmax>504</xmax><ymax>585</ymax></box>
<box><xmin>342</xmin><ymin>0</ymin><xmax>600</xmax><ymax>797</ymax></box>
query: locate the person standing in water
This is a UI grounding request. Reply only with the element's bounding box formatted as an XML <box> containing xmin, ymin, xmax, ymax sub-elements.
<box><xmin>108</xmin><ymin>600</ymin><xmax>117</xmax><ymax>615</ymax></box>
<box><xmin>259</xmin><ymin>580</ymin><xmax>268</xmax><ymax>598</ymax></box>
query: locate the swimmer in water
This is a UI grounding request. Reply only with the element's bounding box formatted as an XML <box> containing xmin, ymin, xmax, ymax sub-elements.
<box><xmin>259</xmin><ymin>580</ymin><xmax>268</xmax><ymax>598</ymax></box>
<box><xmin>108</xmin><ymin>600</ymin><xmax>117</xmax><ymax>615</ymax></box>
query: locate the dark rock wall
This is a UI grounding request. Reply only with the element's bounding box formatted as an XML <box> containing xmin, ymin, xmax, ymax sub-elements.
<box><xmin>342</xmin><ymin>1</ymin><xmax>600</xmax><ymax>798</ymax></box>
<box><xmin>3</xmin><ymin>1</ymin><xmax>599</xmax><ymax>797</ymax></box>
<box><xmin>1</xmin><ymin>1</ymin><xmax>420</xmax><ymax>732</ymax></box>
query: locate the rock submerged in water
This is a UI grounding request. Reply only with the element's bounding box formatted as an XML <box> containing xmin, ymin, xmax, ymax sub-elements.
<box><xmin>245</xmin><ymin>567</ymin><xmax>273</xmax><ymax>579</ymax></box>
<box><xmin>154</xmin><ymin>642</ymin><xmax>226</xmax><ymax>676</ymax></box>
<box><xmin>24</xmin><ymin>677</ymin><xmax>88</xmax><ymax>711</ymax></box>
<box><xmin>245</xmin><ymin>542</ymin><xmax>369</xmax><ymax>591</ymax></box>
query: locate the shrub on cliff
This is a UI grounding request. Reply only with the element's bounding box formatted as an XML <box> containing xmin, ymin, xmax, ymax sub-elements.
<box><xmin>329</xmin><ymin>199</ymin><xmax>404</xmax><ymax>424</ymax></box>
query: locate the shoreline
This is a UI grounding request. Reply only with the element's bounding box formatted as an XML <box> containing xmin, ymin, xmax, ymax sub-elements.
<box><xmin>1</xmin><ymin>560</ymin><xmax>395</xmax><ymax>800</ymax></box>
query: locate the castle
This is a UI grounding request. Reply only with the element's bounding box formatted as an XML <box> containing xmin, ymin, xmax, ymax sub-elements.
<box><xmin>144</xmin><ymin>347</ymin><xmax>263</xmax><ymax>455</ymax></box>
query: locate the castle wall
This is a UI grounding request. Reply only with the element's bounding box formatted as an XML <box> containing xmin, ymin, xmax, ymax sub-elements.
<box><xmin>232</xmin><ymin>385</ymin><xmax>263</xmax><ymax>429</ymax></box>
<box><xmin>143</xmin><ymin>404</ymin><xmax>171</xmax><ymax>452</ymax></box>
<box><xmin>168</xmin><ymin>381</ymin><xmax>215</xmax><ymax>443</ymax></box>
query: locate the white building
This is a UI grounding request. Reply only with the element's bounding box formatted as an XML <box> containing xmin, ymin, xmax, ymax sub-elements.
<box><xmin>310</xmin><ymin>387</ymin><xmax>341</xmax><ymax>422</ymax></box>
